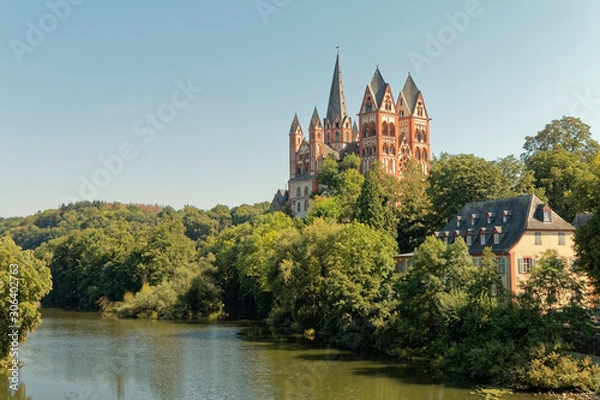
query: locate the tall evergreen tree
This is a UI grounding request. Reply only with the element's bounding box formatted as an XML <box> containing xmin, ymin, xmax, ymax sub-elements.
<box><xmin>354</xmin><ymin>162</ymin><xmax>397</xmax><ymax>239</ymax></box>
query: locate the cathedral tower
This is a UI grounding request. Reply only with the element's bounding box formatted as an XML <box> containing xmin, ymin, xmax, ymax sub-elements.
<box><xmin>397</xmin><ymin>74</ymin><xmax>431</xmax><ymax>172</ymax></box>
<box><xmin>324</xmin><ymin>53</ymin><xmax>353</xmax><ymax>149</ymax></box>
<box><xmin>357</xmin><ymin>67</ymin><xmax>400</xmax><ymax>177</ymax></box>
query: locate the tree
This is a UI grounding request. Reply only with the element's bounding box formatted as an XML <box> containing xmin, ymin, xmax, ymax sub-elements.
<box><xmin>396</xmin><ymin>158</ymin><xmax>434</xmax><ymax>253</ymax></box>
<box><xmin>354</xmin><ymin>162</ymin><xmax>398</xmax><ymax>239</ymax></box>
<box><xmin>428</xmin><ymin>153</ymin><xmax>513</xmax><ymax>228</ymax></box>
<box><xmin>0</xmin><ymin>237</ymin><xmax>52</xmax><ymax>366</ymax></box>
<box><xmin>493</xmin><ymin>155</ymin><xmax>546</xmax><ymax>200</ymax></box>
<box><xmin>574</xmin><ymin>159</ymin><xmax>600</xmax><ymax>287</ymax></box>
<box><xmin>522</xmin><ymin>116</ymin><xmax>599</xmax><ymax>162</ymax></box>
<box><xmin>525</xmin><ymin>147</ymin><xmax>594</xmax><ymax>221</ymax></box>
<box><xmin>518</xmin><ymin>250</ymin><xmax>588</xmax><ymax>314</ymax></box>
<box><xmin>305</xmin><ymin>197</ymin><xmax>341</xmax><ymax>224</ymax></box>
<box><xmin>269</xmin><ymin>219</ymin><xmax>398</xmax><ymax>348</ymax></box>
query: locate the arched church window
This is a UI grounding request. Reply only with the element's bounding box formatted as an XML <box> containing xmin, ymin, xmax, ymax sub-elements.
<box><xmin>304</xmin><ymin>186</ymin><xmax>309</xmax><ymax>196</ymax></box>
<box><xmin>335</xmin><ymin>131</ymin><xmax>340</xmax><ymax>141</ymax></box>
<box><xmin>297</xmin><ymin>203</ymin><xmax>301</xmax><ymax>212</ymax></box>
<box><xmin>296</xmin><ymin>187</ymin><xmax>301</xmax><ymax>197</ymax></box>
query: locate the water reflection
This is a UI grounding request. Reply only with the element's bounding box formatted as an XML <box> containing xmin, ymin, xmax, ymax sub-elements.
<box><xmin>0</xmin><ymin>309</ymin><xmax>552</xmax><ymax>400</ymax></box>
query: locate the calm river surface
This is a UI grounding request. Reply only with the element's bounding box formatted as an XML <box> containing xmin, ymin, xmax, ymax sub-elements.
<box><xmin>0</xmin><ymin>309</ymin><xmax>551</xmax><ymax>400</ymax></box>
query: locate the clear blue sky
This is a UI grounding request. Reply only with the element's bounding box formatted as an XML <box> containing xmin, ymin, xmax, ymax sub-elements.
<box><xmin>2</xmin><ymin>0</ymin><xmax>600</xmax><ymax>218</ymax></box>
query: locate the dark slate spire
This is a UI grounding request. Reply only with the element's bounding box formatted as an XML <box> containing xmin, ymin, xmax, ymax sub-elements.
<box><xmin>368</xmin><ymin>67</ymin><xmax>388</xmax><ymax>108</ymax></box>
<box><xmin>289</xmin><ymin>113</ymin><xmax>302</xmax><ymax>135</ymax></box>
<box><xmin>401</xmin><ymin>73</ymin><xmax>421</xmax><ymax>114</ymax></box>
<box><xmin>309</xmin><ymin>107</ymin><xmax>322</xmax><ymax>131</ymax></box>
<box><xmin>352</xmin><ymin>121</ymin><xmax>358</xmax><ymax>138</ymax></box>
<box><xmin>326</xmin><ymin>53</ymin><xmax>349</xmax><ymax>123</ymax></box>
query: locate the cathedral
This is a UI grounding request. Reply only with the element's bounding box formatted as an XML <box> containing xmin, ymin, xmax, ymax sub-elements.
<box><xmin>271</xmin><ymin>53</ymin><xmax>431</xmax><ymax>218</ymax></box>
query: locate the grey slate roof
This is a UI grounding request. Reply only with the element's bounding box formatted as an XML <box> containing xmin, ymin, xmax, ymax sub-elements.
<box><xmin>326</xmin><ymin>54</ymin><xmax>349</xmax><ymax>123</ymax></box>
<box><xmin>572</xmin><ymin>214</ymin><xmax>594</xmax><ymax>228</ymax></box>
<box><xmin>309</xmin><ymin>107</ymin><xmax>321</xmax><ymax>131</ymax></box>
<box><xmin>268</xmin><ymin>189</ymin><xmax>288</xmax><ymax>213</ymax></box>
<box><xmin>289</xmin><ymin>113</ymin><xmax>302</xmax><ymax>135</ymax></box>
<box><xmin>339</xmin><ymin>142</ymin><xmax>360</xmax><ymax>158</ymax></box>
<box><xmin>437</xmin><ymin>194</ymin><xmax>574</xmax><ymax>255</ymax></box>
<box><xmin>400</xmin><ymin>74</ymin><xmax>420</xmax><ymax>114</ymax></box>
<box><xmin>368</xmin><ymin>67</ymin><xmax>388</xmax><ymax>108</ymax></box>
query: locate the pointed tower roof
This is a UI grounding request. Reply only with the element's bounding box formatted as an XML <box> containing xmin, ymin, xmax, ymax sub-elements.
<box><xmin>368</xmin><ymin>67</ymin><xmax>388</xmax><ymax>108</ymax></box>
<box><xmin>309</xmin><ymin>107</ymin><xmax>322</xmax><ymax>131</ymax></box>
<box><xmin>352</xmin><ymin>121</ymin><xmax>358</xmax><ymax>137</ymax></box>
<box><xmin>401</xmin><ymin>74</ymin><xmax>421</xmax><ymax>114</ymax></box>
<box><xmin>289</xmin><ymin>113</ymin><xmax>302</xmax><ymax>135</ymax></box>
<box><xmin>326</xmin><ymin>53</ymin><xmax>349</xmax><ymax>123</ymax></box>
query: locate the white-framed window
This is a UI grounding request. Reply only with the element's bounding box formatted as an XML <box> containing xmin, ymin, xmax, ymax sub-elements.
<box><xmin>518</xmin><ymin>257</ymin><xmax>535</xmax><ymax>274</ymax></box>
<box><xmin>543</xmin><ymin>210</ymin><xmax>551</xmax><ymax>222</ymax></box>
<box><xmin>480</xmin><ymin>234</ymin><xmax>486</xmax><ymax>245</ymax></box>
<box><xmin>558</xmin><ymin>232</ymin><xmax>565</xmax><ymax>245</ymax></box>
<box><xmin>466</xmin><ymin>235</ymin><xmax>472</xmax><ymax>246</ymax></box>
<box><xmin>494</xmin><ymin>233</ymin><xmax>500</xmax><ymax>245</ymax></box>
<box><xmin>535</xmin><ymin>232</ymin><xmax>542</xmax><ymax>245</ymax></box>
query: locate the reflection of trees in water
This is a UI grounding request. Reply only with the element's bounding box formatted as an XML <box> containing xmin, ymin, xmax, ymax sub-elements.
<box><xmin>0</xmin><ymin>378</ymin><xmax>32</xmax><ymax>400</ymax></box>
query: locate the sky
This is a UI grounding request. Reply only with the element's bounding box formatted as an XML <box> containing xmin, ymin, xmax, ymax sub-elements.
<box><xmin>2</xmin><ymin>0</ymin><xmax>600</xmax><ymax>218</ymax></box>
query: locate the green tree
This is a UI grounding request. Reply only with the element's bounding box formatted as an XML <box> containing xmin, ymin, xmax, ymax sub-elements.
<box><xmin>428</xmin><ymin>153</ymin><xmax>513</xmax><ymax>228</ymax></box>
<box><xmin>269</xmin><ymin>219</ymin><xmax>397</xmax><ymax>348</ymax></box>
<box><xmin>525</xmin><ymin>147</ymin><xmax>594</xmax><ymax>221</ymax></box>
<box><xmin>396</xmin><ymin>158</ymin><xmax>434</xmax><ymax>253</ymax></box>
<box><xmin>354</xmin><ymin>162</ymin><xmax>398</xmax><ymax>239</ymax></box>
<box><xmin>305</xmin><ymin>197</ymin><xmax>341</xmax><ymax>223</ymax></box>
<box><xmin>0</xmin><ymin>237</ymin><xmax>52</xmax><ymax>366</ymax></box>
<box><xmin>493</xmin><ymin>155</ymin><xmax>546</xmax><ymax>200</ymax></box>
<box><xmin>522</xmin><ymin>116</ymin><xmax>599</xmax><ymax>162</ymax></box>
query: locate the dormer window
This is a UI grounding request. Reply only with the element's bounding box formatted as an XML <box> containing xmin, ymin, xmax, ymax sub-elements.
<box><xmin>456</xmin><ymin>216</ymin><xmax>462</xmax><ymax>227</ymax></box>
<box><xmin>466</xmin><ymin>230</ymin><xmax>472</xmax><ymax>246</ymax></box>
<box><xmin>471</xmin><ymin>214</ymin><xmax>478</xmax><ymax>226</ymax></box>
<box><xmin>442</xmin><ymin>231</ymin><xmax>449</xmax><ymax>245</ymax></box>
<box><xmin>543</xmin><ymin>206</ymin><xmax>552</xmax><ymax>222</ymax></box>
<box><xmin>494</xmin><ymin>233</ymin><xmax>500</xmax><ymax>245</ymax></box>
<box><xmin>486</xmin><ymin>212</ymin><xmax>494</xmax><ymax>224</ymax></box>
<box><xmin>502</xmin><ymin>210</ymin><xmax>509</xmax><ymax>223</ymax></box>
<box><xmin>480</xmin><ymin>233</ymin><xmax>486</xmax><ymax>245</ymax></box>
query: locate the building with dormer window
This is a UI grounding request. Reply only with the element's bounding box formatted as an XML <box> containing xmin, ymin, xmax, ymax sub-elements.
<box><xmin>395</xmin><ymin>195</ymin><xmax>579</xmax><ymax>295</ymax></box>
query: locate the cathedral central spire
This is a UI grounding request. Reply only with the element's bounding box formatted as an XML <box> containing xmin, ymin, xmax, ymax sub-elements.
<box><xmin>326</xmin><ymin>53</ymin><xmax>349</xmax><ymax>124</ymax></box>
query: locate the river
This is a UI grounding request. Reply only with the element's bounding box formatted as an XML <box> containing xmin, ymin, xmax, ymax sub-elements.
<box><xmin>0</xmin><ymin>309</ymin><xmax>551</xmax><ymax>400</ymax></box>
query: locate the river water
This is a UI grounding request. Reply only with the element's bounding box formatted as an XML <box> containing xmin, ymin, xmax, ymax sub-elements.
<box><xmin>0</xmin><ymin>309</ymin><xmax>550</xmax><ymax>400</ymax></box>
